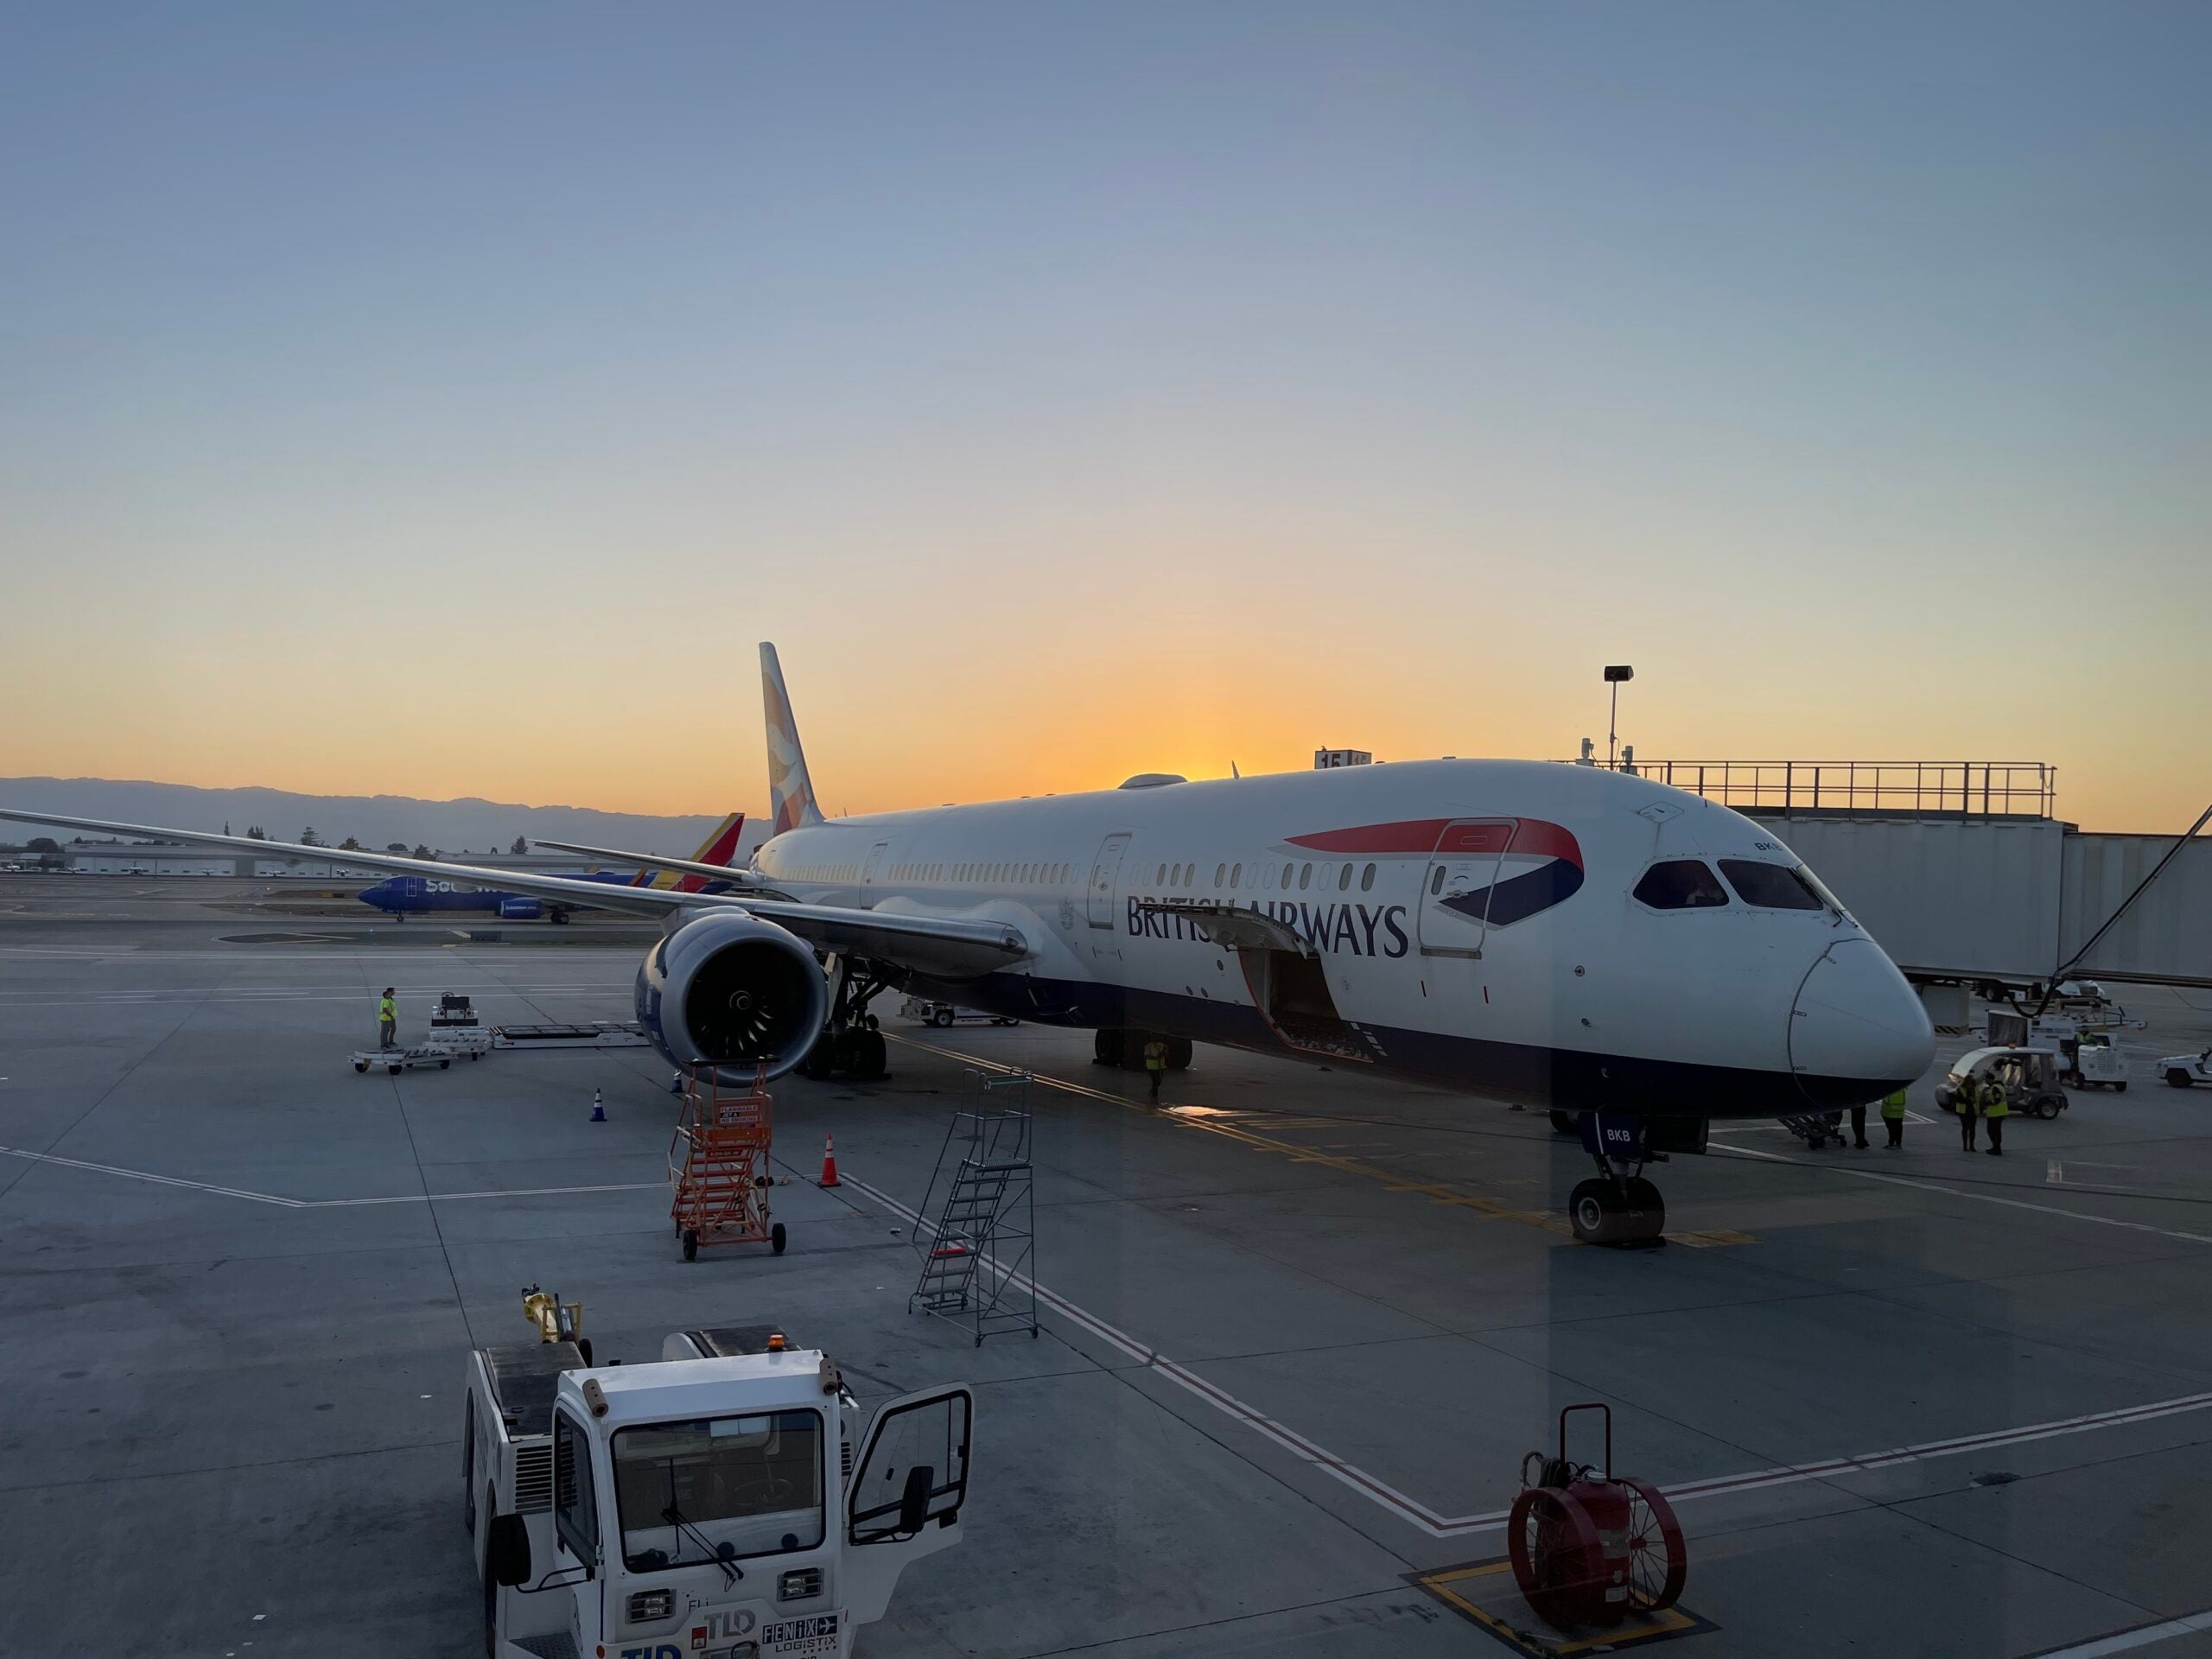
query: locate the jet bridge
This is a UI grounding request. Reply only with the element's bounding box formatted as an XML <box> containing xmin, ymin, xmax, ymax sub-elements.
<box><xmin>1599</xmin><ymin>759</ymin><xmax>2212</xmax><ymax>988</ymax></box>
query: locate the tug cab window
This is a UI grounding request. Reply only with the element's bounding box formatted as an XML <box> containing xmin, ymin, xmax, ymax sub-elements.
<box><xmin>554</xmin><ymin>1410</ymin><xmax>599</xmax><ymax>1567</ymax></box>
<box><xmin>1718</xmin><ymin>859</ymin><xmax>1827</xmax><ymax>911</ymax></box>
<box><xmin>613</xmin><ymin>1410</ymin><xmax>825</xmax><ymax>1568</ymax></box>
<box><xmin>1632</xmin><ymin>861</ymin><xmax>1729</xmax><ymax>911</ymax></box>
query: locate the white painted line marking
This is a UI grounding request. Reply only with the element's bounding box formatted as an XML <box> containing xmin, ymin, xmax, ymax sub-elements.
<box><xmin>0</xmin><ymin>1147</ymin><xmax>661</xmax><ymax>1208</ymax></box>
<box><xmin>1710</xmin><ymin>1141</ymin><xmax>2212</xmax><ymax>1246</ymax></box>
<box><xmin>2027</xmin><ymin>1610</ymin><xmax>2212</xmax><ymax>1657</ymax></box>
<box><xmin>842</xmin><ymin>1173</ymin><xmax>2212</xmax><ymax>1540</ymax></box>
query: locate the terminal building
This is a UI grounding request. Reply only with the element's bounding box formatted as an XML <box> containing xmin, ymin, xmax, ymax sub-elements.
<box><xmin>44</xmin><ymin>841</ymin><xmax>594</xmax><ymax>880</ymax></box>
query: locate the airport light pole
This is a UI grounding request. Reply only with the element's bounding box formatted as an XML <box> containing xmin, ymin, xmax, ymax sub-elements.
<box><xmin>1604</xmin><ymin>664</ymin><xmax>1634</xmax><ymax>770</ymax></box>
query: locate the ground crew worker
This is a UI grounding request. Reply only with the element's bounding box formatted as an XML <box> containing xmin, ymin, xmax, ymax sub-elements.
<box><xmin>1881</xmin><ymin>1087</ymin><xmax>1908</xmax><ymax>1148</ymax></box>
<box><xmin>1143</xmin><ymin>1035</ymin><xmax>1166</xmax><ymax>1102</ymax></box>
<box><xmin>1848</xmin><ymin>1100</ymin><xmax>1870</xmax><ymax>1149</ymax></box>
<box><xmin>1959</xmin><ymin>1076</ymin><xmax>1979</xmax><ymax>1152</ymax></box>
<box><xmin>1977</xmin><ymin>1071</ymin><xmax>2009</xmax><ymax>1156</ymax></box>
<box><xmin>378</xmin><ymin>987</ymin><xmax>397</xmax><ymax>1051</ymax></box>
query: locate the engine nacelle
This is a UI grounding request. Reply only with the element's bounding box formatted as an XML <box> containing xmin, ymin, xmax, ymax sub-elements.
<box><xmin>497</xmin><ymin>897</ymin><xmax>543</xmax><ymax>920</ymax></box>
<box><xmin>634</xmin><ymin>912</ymin><xmax>829</xmax><ymax>1083</ymax></box>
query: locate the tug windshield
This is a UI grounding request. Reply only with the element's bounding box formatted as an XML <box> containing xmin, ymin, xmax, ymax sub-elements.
<box><xmin>613</xmin><ymin>1409</ymin><xmax>824</xmax><ymax>1568</ymax></box>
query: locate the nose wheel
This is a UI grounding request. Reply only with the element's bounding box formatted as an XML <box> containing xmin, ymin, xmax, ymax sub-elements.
<box><xmin>1567</xmin><ymin>1176</ymin><xmax>1665</xmax><ymax>1245</ymax></box>
<box><xmin>1567</xmin><ymin>1115</ymin><xmax>1669</xmax><ymax>1249</ymax></box>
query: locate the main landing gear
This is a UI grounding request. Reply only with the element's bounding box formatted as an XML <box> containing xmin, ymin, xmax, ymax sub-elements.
<box><xmin>800</xmin><ymin>958</ymin><xmax>891</xmax><ymax>1081</ymax></box>
<box><xmin>1567</xmin><ymin>1115</ymin><xmax>1668</xmax><ymax>1247</ymax></box>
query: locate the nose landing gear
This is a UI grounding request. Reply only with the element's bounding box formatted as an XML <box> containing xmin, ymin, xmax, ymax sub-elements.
<box><xmin>1567</xmin><ymin>1114</ymin><xmax>1669</xmax><ymax>1246</ymax></box>
<box><xmin>1567</xmin><ymin>1174</ymin><xmax>1665</xmax><ymax>1246</ymax></box>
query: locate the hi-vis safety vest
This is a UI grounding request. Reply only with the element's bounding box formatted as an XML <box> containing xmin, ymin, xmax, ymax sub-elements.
<box><xmin>378</xmin><ymin>997</ymin><xmax>396</xmax><ymax>1022</ymax></box>
<box><xmin>1880</xmin><ymin>1090</ymin><xmax>1908</xmax><ymax>1119</ymax></box>
<box><xmin>1977</xmin><ymin>1081</ymin><xmax>2010</xmax><ymax>1118</ymax></box>
<box><xmin>1143</xmin><ymin>1040</ymin><xmax>1166</xmax><ymax>1071</ymax></box>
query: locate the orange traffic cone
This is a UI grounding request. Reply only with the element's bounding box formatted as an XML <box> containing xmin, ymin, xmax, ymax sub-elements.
<box><xmin>818</xmin><ymin>1134</ymin><xmax>839</xmax><ymax>1188</ymax></box>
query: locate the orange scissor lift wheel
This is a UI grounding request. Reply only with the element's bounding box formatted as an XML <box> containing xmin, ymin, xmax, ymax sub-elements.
<box><xmin>668</xmin><ymin>1064</ymin><xmax>786</xmax><ymax>1261</ymax></box>
<box><xmin>1508</xmin><ymin>1403</ymin><xmax>1686</xmax><ymax>1629</ymax></box>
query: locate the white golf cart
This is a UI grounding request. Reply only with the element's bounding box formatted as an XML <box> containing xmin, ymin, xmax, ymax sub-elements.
<box><xmin>1934</xmin><ymin>1046</ymin><xmax>2070</xmax><ymax>1120</ymax></box>
<box><xmin>2158</xmin><ymin>1049</ymin><xmax>2212</xmax><ymax>1089</ymax></box>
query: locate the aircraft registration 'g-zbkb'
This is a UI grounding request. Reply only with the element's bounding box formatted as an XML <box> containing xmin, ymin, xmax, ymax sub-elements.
<box><xmin>1</xmin><ymin>643</ymin><xmax>1932</xmax><ymax>1244</ymax></box>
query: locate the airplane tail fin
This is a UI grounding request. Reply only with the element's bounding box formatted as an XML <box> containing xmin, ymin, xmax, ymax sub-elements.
<box><xmin>628</xmin><ymin>810</ymin><xmax>746</xmax><ymax>891</ymax></box>
<box><xmin>760</xmin><ymin>644</ymin><xmax>825</xmax><ymax>836</ymax></box>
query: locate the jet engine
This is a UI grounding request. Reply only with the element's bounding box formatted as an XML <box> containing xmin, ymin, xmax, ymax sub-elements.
<box><xmin>497</xmin><ymin>897</ymin><xmax>543</xmax><ymax>920</ymax></box>
<box><xmin>634</xmin><ymin>912</ymin><xmax>830</xmax><ymax>1083</ymax></box>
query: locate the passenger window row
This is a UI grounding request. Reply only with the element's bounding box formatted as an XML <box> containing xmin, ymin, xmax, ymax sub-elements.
<box><xmin>1145</xmin><ymin>860</ymin><xmax>1379</xmax><ymax>895</ymax></box>
<box><xmin>1634</xmin><ymin>858</ymin><xmax>1831</xmax><ymax>912</ymax></box>
<box><xmin>883</xmin><ymin>861</ymin><xmax>1073</xmax><ymax>887</ymax></box>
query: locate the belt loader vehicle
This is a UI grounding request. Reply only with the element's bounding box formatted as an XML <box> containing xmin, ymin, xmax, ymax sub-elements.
<box><xmin>465</xmin><ymin>1296</ymin><xmax>973</xmax><ymax>1659</ymax></box>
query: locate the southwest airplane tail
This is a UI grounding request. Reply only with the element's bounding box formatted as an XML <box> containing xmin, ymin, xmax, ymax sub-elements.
<box><xmin>627</xmin><ymin>812</ymin><xmax>747</xmax><ymax>893</ymax></box>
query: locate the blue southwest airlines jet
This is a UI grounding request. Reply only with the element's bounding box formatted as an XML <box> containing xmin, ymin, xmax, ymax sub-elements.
<box><xmin>0</xmin><ymin>644</ymin><xmax>1931</xmax><ymax>1245</ymax></box>
<box><xmin>354</xmin><ymin>814</ymin><xmax>747</xmax><ymax>922</ymax></box>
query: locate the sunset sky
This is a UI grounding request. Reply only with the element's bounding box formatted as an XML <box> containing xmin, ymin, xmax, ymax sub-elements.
<box><xmin>3</xmin><ymin>5</ymin><xmax>2205</xmax><ymax>832</ymax></box>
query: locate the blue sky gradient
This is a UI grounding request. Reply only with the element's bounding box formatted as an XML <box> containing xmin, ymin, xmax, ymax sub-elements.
<box><xmin>3</xmin><ymin>5</ymin><xmax>2205</xmax><ymax>826</ymax></box>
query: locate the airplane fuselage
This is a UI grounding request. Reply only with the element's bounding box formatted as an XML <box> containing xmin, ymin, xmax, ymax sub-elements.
<box><xmin>750</xmin><ymin>759</ymin><xmax>1932</xmax><ymax>1119</ymax></box>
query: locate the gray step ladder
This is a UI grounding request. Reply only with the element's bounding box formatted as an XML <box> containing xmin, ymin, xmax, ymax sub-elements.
<box><xmin>907</xmin><ymin>1074</ymin><xmax>1039</xmax><ymax>1344</ymax></box>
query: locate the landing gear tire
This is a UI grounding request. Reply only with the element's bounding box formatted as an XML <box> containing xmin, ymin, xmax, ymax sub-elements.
<box><xmin>771</xmin><ymin>1222</ymin><xmax>787</xmax><ymax>1255</ymax></box>
<box><xmin>1094</xmin><ymin>1028</ymin><xmax>1126</xmax><ymax>1067</ymax></box>
<box><xmin>800</xmin><ymin>1034</ymin><xmax>836</xmax><ymax>1080</ymax></box>
<box><xmin>1569</xmin><ymin>1179</ymin><xmax>1617</xmax><ymax>1245</ymax></box>
<box><xmin>1569</xmin><ymin>1177</ymin><xmax>1665</xmax><ymax>1246</ymax></box>
<box><xmin>1548</xmin><ymin>1110</ymin><xmax>1580</xmax><ymax>1137</ymax></box>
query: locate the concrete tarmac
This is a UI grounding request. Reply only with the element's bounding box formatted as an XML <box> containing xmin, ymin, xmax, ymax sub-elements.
<box><xmin>3</xmin><ymin>875</ymin><xmax>2210</xmax><ymax>1658</ymax></box>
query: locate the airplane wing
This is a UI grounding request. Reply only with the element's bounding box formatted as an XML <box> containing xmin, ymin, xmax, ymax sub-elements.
<box><xmin>0</xmin><ymin>809</ymin><xmax>1028</xmax><ymax>977</ymax></box>
<box><xmin>531</xmin><ymin>838</ymin><xmax>763</xmax><ymax>888</ymax></box>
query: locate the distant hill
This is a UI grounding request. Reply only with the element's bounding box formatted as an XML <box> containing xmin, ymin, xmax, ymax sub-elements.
<box><xmin>0</xmin><ymin>777</ymin><xmax>767</xmax><ymax>859</ymax></box>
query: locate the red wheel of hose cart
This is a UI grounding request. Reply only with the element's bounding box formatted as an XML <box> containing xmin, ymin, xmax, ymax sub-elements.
<box><xmin>1508</xmin><ymin>1485</ymin><xmax>1605</xmax><ymax>1627</ymax></box>
<box><xmin>1619</xmin><ymin>1477</ymin><xmax>1687</xmax><ymax>1611</ymax></box>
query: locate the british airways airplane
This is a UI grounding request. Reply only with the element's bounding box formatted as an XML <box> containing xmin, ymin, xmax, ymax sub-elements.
<box><xmin>0</xmin><ymin>644</ymin><xmax>1930</xmax><ymax>1244</ymax></box>
<box><xmin>354</xmin><ymin>814</ymin><xmax>747</xmax><ymax>921</ymax></box>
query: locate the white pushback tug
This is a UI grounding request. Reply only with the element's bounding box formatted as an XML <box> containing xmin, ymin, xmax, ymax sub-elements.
<box><xmin>466</xmin><ymin>1289</ymin><xmax>971</xmax><ymax>1659</ymax></box>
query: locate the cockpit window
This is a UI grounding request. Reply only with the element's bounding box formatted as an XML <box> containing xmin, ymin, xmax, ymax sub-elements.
<box><xmin>1719</xmin><ymin>859</ymin><xmax>1827</xmax><ymax>911</ymax></box>
<box><xmin>1632</xmin><ymin>860</ymin><xmax>1729</xmax><ymax>911</ymax></box>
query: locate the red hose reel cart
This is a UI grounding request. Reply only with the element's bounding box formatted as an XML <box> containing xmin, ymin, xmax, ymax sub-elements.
<box><xmin>1508</xmin><ymin>1403</ymin><xmax>1687</xmax><ymax>1629</ymax></box>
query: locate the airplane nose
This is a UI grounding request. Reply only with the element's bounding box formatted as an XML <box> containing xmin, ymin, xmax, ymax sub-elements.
<box><xmin>1789</xmin><ymin>938</ymin><xmax>1935</xmax><ymax>1106</ymax></box>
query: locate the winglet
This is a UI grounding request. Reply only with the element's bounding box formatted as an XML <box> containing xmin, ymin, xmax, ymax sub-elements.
<box><xmin>760</xmin><ymin>644</ymin><xmax>824</xmax><ymax>835</ymax></box>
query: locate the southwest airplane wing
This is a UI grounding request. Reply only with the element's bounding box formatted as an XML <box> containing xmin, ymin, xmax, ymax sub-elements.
<box><xmin>0</xmin><ymin>810</ymin><xmax>1027</xmax><ymax>976</ymax></box>
<box><xmin>532</xmin><ymin>838</ymin><xmax>765</xmax><ymax>890</ymax></box>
